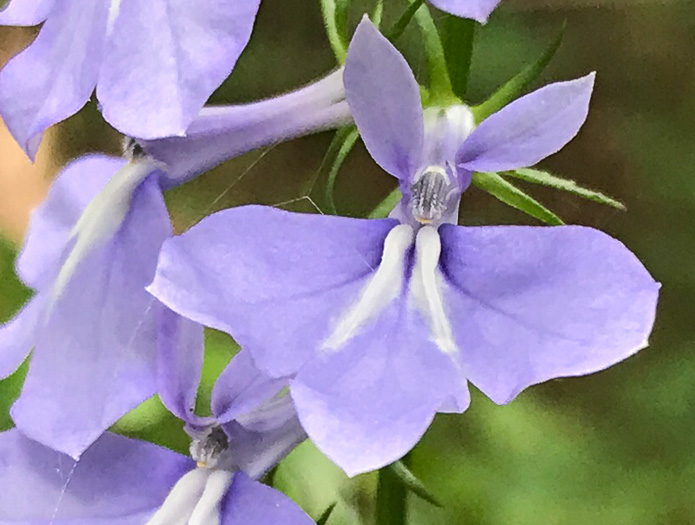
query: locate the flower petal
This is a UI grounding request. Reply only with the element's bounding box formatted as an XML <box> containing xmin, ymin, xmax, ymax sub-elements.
<box><xmin>0</xmin><ymin>296</ymin><xmax>42</xmax><ymax>380</ymax></box>
<box><xmin>212</xmin><ymin>350</ymin><xmax>287</xmax><ymax>425</ymax></box>
<box><xmin>458</xmin><ymin>74</ymin><xmax>595</xmax><ymax>173</ymax></box>
<box><xmin>17</xmin><ymin>155</ymin><xmax>123</xmax><ymax>290</ymax></box>
<box><xmin>148</xmin><ymin>205</ymin><xmax>397</xmax><ymax>378</ymax></box>
<box><xmin>222</xmin><ymin>472</ymin><xmax>314</xmax><ymax>525</ymax></box>
<box><xmin>427</xmin><ymin>0</ymin><xmax>501</xmax><ymax>23</ymax></box>
<box><xmin>0</xmin><ymin>0</ymin><xmax>55</xmax><ymax>25</ymax></box>
<box><xmin>138</xmin><ymin>69</ymin><xmax>350</xmax><ymax>188</ymax></box>
<box><xmin>223</xmin><ymin>396</ymin><xmax>306</xmax><ymax>480</ymax></box>
<box><xmin>11</xmin><ymin>176</ymin><xmax>172</xmax><ymax>459</ymax></box>
<box><xmin>291</xmin><ymin>299</ymin><xmax>468</xmax><ymax>477</ymax></box>
<box><xmin>157</xmin><ymin>309</ymin><xmax>206</xmax><ymax>426</ymax></box>
<box><xmin>0</xmin><ymin>429</ymin><xmax>191</xmax><ymax>523</ymax></box>
<box><xmin>98</xmin><ymin>0</ymin><xmax>261</xmax><ymax>139</ymax></box>
<box><xmin>344</xmin><ymin>17</ymin><xmax>424</xmax><ymax>180</ymax></box>
<box><xmin>438</xmin><ymin>224</ymin><xmax>660</xmax><ymax>404</ymax></box>
<box><xmin>0</xmin><ymin>0</ymin><xmax>107</xmax><ymax>159</ymax></box>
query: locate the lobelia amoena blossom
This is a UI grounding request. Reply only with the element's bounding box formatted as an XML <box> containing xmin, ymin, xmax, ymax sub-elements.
<box><xmin>148</xmin><ymin>19</ymin><xmax>660</xmax><ymax>477</ymax></box>
<box><xmin>0</xmin><ymin>318</ymin><xmax>312</xmax><ymax>525</ymax></box>
<box><xmin>0</xmin><ymin>0</ymin><xmax>263</xmax><ymax>160</ymax></box>
<box><xmin>0</xmin><ymin>71</ymin><xmax>350</xmax><ymax>460</ymax></box>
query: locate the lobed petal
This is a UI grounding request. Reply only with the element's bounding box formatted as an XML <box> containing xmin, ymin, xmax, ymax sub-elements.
<box><xmin>11</xmin><ymin>176</ymin><xmax>172</xmax><ymax>459</ymax></box>
<box><xmin>292</xmin><ymin>299</ymin><xmax>469</xmax><ymax>477</ymax></box>
<box><xmin>344</xmin><ymin>18</ymin><xmax>424</xmax><ymax>181</ymax></box>
<box><xmin>222</xmin><ymin>472</ymin><xmax>314</xmax><ymax>525</ymax></box>
<box><xmin>0</xmin><ymin>0</ymin><xmax>55</xmax><ymax>26</ymax></box>
<box><xmin>428</xmin><ymin>0</ymin><xmax>501</xmax><ymax>23</ymax></box>
<box><xmin>0</xmin><ymin>0</ymin><xmax>108</xmax><ymax>159</ymax></box>
<box><xmin>458</xmin><ymin>74</ymin><xmax>595</xmax><ymax>173</ymax></box>
<box><xmin>439</xmin><ymin>224</ymin><xmax>660</xmax><ymax>404</ymax></box>
<box><xmin>148</xmin><ymin>205</ymin><xmax>397</xmax><ymax>378</ymax></box>
<box><xmin>157</xmin><ymin>309</ymin><xmax>207</xmax><ymax>426</ymax></box>
<box><xmin>0</xmin><ymin>429</ymin><xmax>191</xmax><ymax>524</ymax></box>
<box><xmin>98</xmin><ymin>0</ymin><xmax>261</xmax><ymax>139</ymax></box>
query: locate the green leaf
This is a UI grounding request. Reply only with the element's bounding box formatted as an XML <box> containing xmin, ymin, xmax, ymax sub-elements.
<box><xmin>376</xmin><ymin>466</ymin><xmax>407</xmax><ymax>525</ymax></box>
<box><xmin>505</xmin><ymin>168</ymin><xmax>626</xmax><ymax>210</ymax></box>
<box><xmin>472</xmin><ymin>172</ymin><xmax>564</xmax><ymax>225</ymax></box>
<box><xmin>386</xmin><ymin>0</ymin><xmax>425</xmax><ymax>42</ymax></box>
<box><xmin>472</xmin><ymin>21</ymin><xmax>566</xmax><ymax>122</ymax></box>
<box><xmin>371</xmin><ymin>0</ymin><xmax>384</xmax><ymax>28</ymax></box>
<box><xmin>442</xmin><ymin>16</ymin><xmax>476</xmax><ymax>100</ymax></box>
<box><xmin>368</xmin><ymin>187</ymin><xmax>402</xmax><ymax>219</ymax></box>
<box><xmin>410</xmin><ymin>0</ymin><xmax>457</xmax><ymax>105</ymax></box>
<box><xmin>389</xmin><ymin>460</ymin><xmax>444</xmax><ymax>508</ymax></box>
<box><xmin>320</xmin><ymin>0</ymin><xmax>349</xmax><ymax>63</ymax></box>
<box><xmin>324</xmin><ymin>127</ymin><xmax>359</xmax><ymax>215</ymax></box>
<box><xmin>317</xmin><ymin>502</ymin><xmax>337</xmax><ymax>525</ymax></box>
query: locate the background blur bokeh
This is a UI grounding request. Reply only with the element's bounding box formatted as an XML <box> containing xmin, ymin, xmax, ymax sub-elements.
<box><xmin>1</xmin><ymin>0</ymin><xmax>694</xmax><ymax>523</ymax></box>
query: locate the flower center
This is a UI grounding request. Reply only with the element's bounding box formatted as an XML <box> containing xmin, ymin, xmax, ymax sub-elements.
<box><xmin>190</xmin><ymin>425</ymin><xmax>230</xmax><ymax>469</ymax></box>
<box><xmin>409</xmin><ymin>165</ymin><xmax>458</xmax><ymax>224</ymax></box>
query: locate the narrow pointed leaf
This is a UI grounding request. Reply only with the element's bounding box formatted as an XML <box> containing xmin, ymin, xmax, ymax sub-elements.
<box><xmin>386</xmin><ymin>0</ymin><xmax>425</xmax><ymax>42</ymax></box>
<box><xmin>368</xmin><ymin>187</ymin><xmax>402</xmax><ymax>218</ymax></box>
<box><xmin>505</xmin><ymin>168</ymin><xmax>626</xmax><ymax>210</ymax></box>
<box><xmin>388</xmin><ymin>460</ymin><xmax>444</xmax><ymax>508</ymax></box>
<box><xmin>443</xmin><ymin>16</ymin><xmax>476</xmax><ymax>100</ymax></box>
<box><xmin>473</xmin><ymin>21</ymin><xmax>566</xmax><ymax>122</ymax></box>
<box><xmin>376</xmin><ymin>467</ymin><xmax>407</xmax><ymax>525</ymax></box>
<box><xmin>317</xmin><ymin>502</ymin><xmax>337</xmax><ymax>525</ymax></box>
<box><xmin>324</xmin><ymin>127</ymin><xmax>359</xmax><ymax>215</ymax></box>
<box><xmin>321</xmin><ymin>0</ymin><xmax>348</xmax><ymax>63</ymax></box>
<box><xmin>371</xmin><ymin>0</ymin><xmax>384</xmax><ymax>28</ymax></box>
<box><xmin>335</xmin><ymin>0</ymin><xmax>351</xmax><ymax>44</ymax></box>
<box><xmin>411</xmin><ymin>0</ymin><xmax>456</xmax><ymax>104</ymax></box>
<box><xmin>472</xmin><ymin>172</ymin><xmax>564</xmax><ymax>225</ymax></box>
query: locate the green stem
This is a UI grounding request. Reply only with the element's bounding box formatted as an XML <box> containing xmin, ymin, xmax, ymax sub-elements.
<box><xmin>386</xmin><ymin>0</ymin><xmax>426</xmax><ymax>42</ymax></box>
<box><xmin>376</xmin><ymin>466</ymin><xmax>408</xmax><ymax>525</ymax></box>
<box><xmin>324</xmin><ymin>127</ymin><xmax>359</xmax><ymax>215</ymax></box>
<box><xmin>442</xmin><ymin>16</ymin><xmax>476</xmax><ymax>100</ymax></box>
<box><xmin>368</xmin><ymin>187</ymin><xmax>402</xmax><ymax>219</ymax></box>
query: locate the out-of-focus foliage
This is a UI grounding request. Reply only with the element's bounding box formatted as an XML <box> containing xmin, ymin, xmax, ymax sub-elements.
<box><xmin>1</xmin><ymin>0</ymin><xmax>694</xmax><ymax>523</ymax></box>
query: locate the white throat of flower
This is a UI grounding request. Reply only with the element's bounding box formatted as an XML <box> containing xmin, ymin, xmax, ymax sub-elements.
<box><xmin>48</xmin><ymin>158</ymin><xmax>160</xmax><ymax>311</ymax></box>
<box><xmin>145</xmin><ymin>468</ymin><xmax>234</xmax><ymax>525</ymax></box>
<box><xmin>322</xmin><ymin>224</ymin><xmax>458</xmax><ymax>357</ymax></box>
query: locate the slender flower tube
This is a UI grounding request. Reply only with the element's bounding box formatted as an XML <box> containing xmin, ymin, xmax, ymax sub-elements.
<box><xmin>0</xmin><ymin>74</ymin><xmax>350</xmax><ymax>459</ymax></box>
<box><xmin>0</xmin><ymin>328</ymin><xmax>312</xmax><ymax>524</ymax></box>
<box><xmin>0</xmin><ymin>0</ymin><xmax>263</xmax><ymax>159</ymax></box>
<box><xmin>148</xmin><ymin>19</ymin><xmax>660</xmax><ymax>476</ymax></box>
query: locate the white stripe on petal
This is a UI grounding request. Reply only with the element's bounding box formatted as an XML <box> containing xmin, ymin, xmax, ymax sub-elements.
<box><xmin>189</xmin><ymin>470</ymin><xmax>235</xmax><ymax>525</ymax></box>
<box><xmin>107</xmin><ymin>0</ymin><xmax>122</xmax><ymax>35</ymax></box>
<box><xmin>146</xmin><ymin>468</ymin><xmax>211</xmax><ymax>525</ymax></box>
<box><xmin>49</xmin><ymin>159</ymin><xmax>160</xmax><ymax>311</ymax></box>
<box><xmin>410</xmin><ymin>226</ymin><xmax>457</xmax><ymax>354</ymax></box>
<box><xmin>322</xmin><ymin>224</ymin><xmax>414</xmax><ymax>351</ymax></box>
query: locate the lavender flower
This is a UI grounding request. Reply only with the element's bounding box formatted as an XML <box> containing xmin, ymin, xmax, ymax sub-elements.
<box><xmin>148</xmin><ymin>20</ymin><xmax>660</xmax><ymax>476</ymax></box>
<box><xmin>428</xmin><ymin>0</ymin><xmax>502</xmax><ymax>23</ymax></box>
<box><xmin>0</xmin><ymin>76</ymin><xmax>350</xmax><ymax>459</ymax></box>
<box><xmin>0</xmin><ymin>0</ymin><xmax>262</xmax><ymax>159</ymax></box>
<box><xmin>0</xmin><ymin>331</ymin><xmax>311</xmax><ymax>524</ymax></box>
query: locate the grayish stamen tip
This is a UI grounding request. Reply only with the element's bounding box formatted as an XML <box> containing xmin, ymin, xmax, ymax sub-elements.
<box><xmin>190</xmin><ymin>426</ymin><xmax>229</xmax><ymax>469</ymax></box>
<box><xmin>410</xmin><ymin>167</ymin><xmax>451</xmax><ymax>224</ymax></box>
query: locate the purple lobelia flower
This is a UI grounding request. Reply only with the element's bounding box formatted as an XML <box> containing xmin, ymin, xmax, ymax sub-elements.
<box><xmin>427</xmin><ymin>0</ymin><xmax>502</xmax><ymax>23</ymax></box>
<box><xmin>0</xmin><ymin>74</ymin><xmax>350</xmax><ymax>459</ymax></box>
<box><xmin>0</xmin><ymin>329</ymin><xmax>312</xmax><ymax>525</ymax></box>
<box><xmin>0</xmin><ymin>0</ymin><xmax>262</xmax><ymax>159</ymax></box>
<box><xmin>148</xmin><ymin>19</ymin><xmax>660</xmax><ymax>477</ymax></box>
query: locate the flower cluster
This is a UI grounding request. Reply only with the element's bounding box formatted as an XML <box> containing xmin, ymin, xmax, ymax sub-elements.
<box><xmin>0</xmin><ymin>0</ymin><xmax>659</xmax><ymax>523</ymax></box>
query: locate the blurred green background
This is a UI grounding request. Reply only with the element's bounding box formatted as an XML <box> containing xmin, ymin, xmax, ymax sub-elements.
<box><xmin>1</xmin><ymin>0</ymin><xmax>694</xmax><ymax>523</ymax></box>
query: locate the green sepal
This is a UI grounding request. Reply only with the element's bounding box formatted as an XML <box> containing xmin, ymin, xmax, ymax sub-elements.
<box><xmin>472</xmin><ymin>21</ymin><xmax>566</xmax><ymax>122</ymax></box>
<box><xmin>317</xmin><ymin>502</ymin><xmax>337</xmax><ymax>525</ymax></box>
<box><xmin>442</xmin><ymin>16</ymin><xmax>476</xmax><ymax>100</ymax></box>
<box><xmin>320</xmin><ymin>0</ymin><xmax>350</xmax><ymax>64</ymax></box>
<box><xmin>368</xmin><ymin>187</ymin><xmax>402</xmax><ymax>219</ymax></box>
<box><xmin>472</xmin><ymin>172</ymin><xmax>564</xmax><ymax>225</ymax></box>
<box><xmin>322</xmin><ymin>126</ymin><xmax>359</xmax><ymax>215</ymax></box>
<box><xmin>410</xmin><ymin>0</ymin><xmax>458</xmax><ymax>106</ymax></box>
<box><xmin>371</xmin><ymin>0</ymin><xmax>384</xmax><ymax>28</ymax></box>
<box><xmin>505</xmin><ymin>168</ymin><xmax>626</xmax><ymax>210</ymax></box>
<box><xmin>388</xmin><ymin>460</ymin><xmax>444</xmax><ymax>508</ymax></box>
